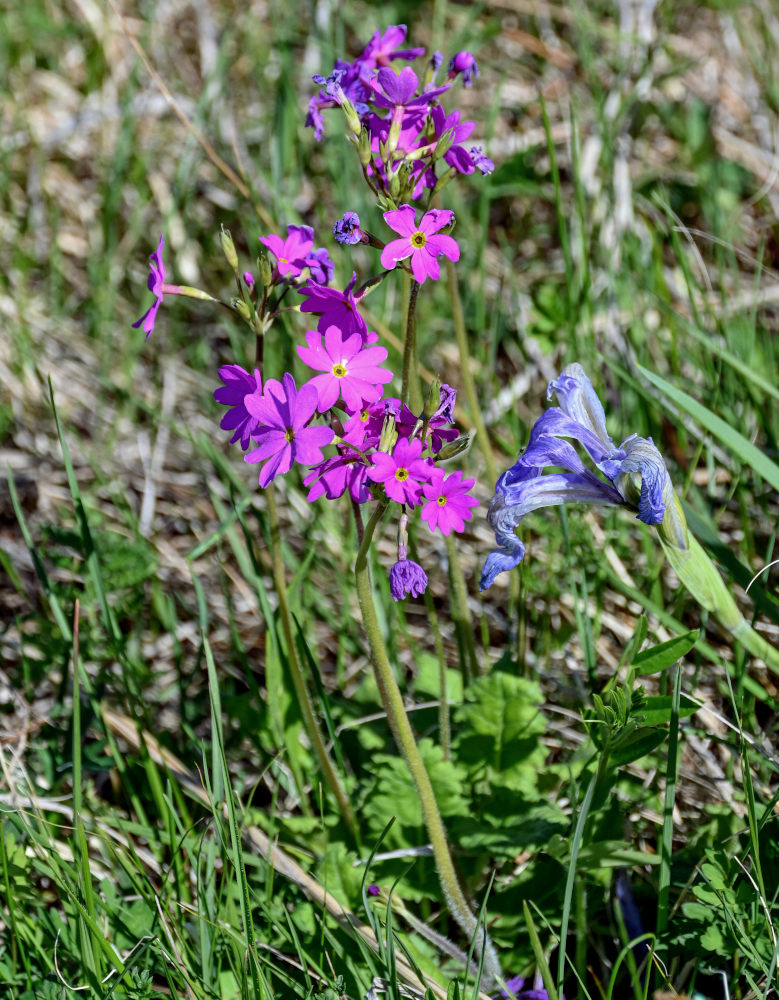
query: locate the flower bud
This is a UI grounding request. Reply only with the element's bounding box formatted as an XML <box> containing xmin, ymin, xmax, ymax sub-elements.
<box><xmin>257</xmin><ymin>250</ymin><xmax>273</xmax><ymax>288</ymax></box>
<box><xmin>231</xmin><ymin>296</ymin><xmax>251</xmax><ymax>321</ymax></box>
<box><xmin>388</xmin><ymin>169</ymin><xmax>401</xmax><ymax>201</ymax></box>
<box><xmin>359</xmin><ymin>125</ymin><xmax>372</xmax><ymax>167</ymax></box>
<box><xmin>378</xmin><ymin>414</ymin><xmax>398</xmax><ymax>454</ymax></box>
<box><xmin>424</xmin><ymin>378</ymin><xmax>442</xmax><ymax>419</ymax></box>
<box><xmin>436</xmin><ymin>430</ymin><xmax>474</xmax><ymax>461</ymax></box>
<box><xmin>220</xmin><ymin>225</ymin><xmax>238</xmax><ymax>270</ymax></box>
<box><xmin>341</xmin><ymin>96</ymin><xmax>362</xmax><ymax>138</ymax></box>
<box><xmin>433</xmin><ymin>127</ymin><xmax>455</xmax><ymax>162</ymax></box>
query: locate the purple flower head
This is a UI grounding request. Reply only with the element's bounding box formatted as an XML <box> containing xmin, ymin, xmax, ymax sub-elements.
<box><xmin>307</xmin><ymin>60</ymin><xmax>371</xmax><ymax>141</ymax></box>
<box><xmin>480</xmin><ymin>363</ymin><xmax>672</xmax><ymax>590</ymax></box>
<box><xmin>214</xmin><ymin>364</ymin><xmax>263</xmax><ymax>450</ymax></box>
<box><xmin>244</xmin><ymin>373</ymin><xmax>334</xmax><ymax>488</ymax></box>
<box><xmin>298</xmin><ymin>273</ymin><xmax>368</xmax><ymax>340</ymax></box>
<box><xmin>303</xmin><ymin>452</ymin><xmax>371</xmax><ymax>504</ymax></box>
<box><xmin>243</xmin><ymin>271</ymin><xmax>255</xmax><ymax>287</ymax></box>
<box><xmin>367</xmin><ymin>436</ymin><xmax>433</xmax><ymax>506</ymax></box>
<box><xmin>305</xmin><ymin>247</ymin><xmax>335</xmax><ymax>285</ymax></box>
<box><xmin>431</xmin><ymin>106</ymin><xmax>476</xmax><ymax>174</ymax></box>
<box><xmin>470</xmin><ymin>146</ymin><xmax>495</xmax><ymax>175</ymax></box>
<box><xmin>381</xmin><ymin>205</ymin><xmax>460</xmax><ymax>283</ymax></box>
<box><xmin>358</xmin><ymin>25</ymin><xmax>425</xmax><ymax>69</ymax></box>
<box><xmin>260</xmin><ymin>225</ymin><xmax>315</xmax><ymax>279</ymax></box>
<box><xmin>389</xmin><ymin>557</ymin><xmax>428</xmax><ymax>600</ymax></box>
<box><xmin>333</xmin><ymin>211</ymin><xmax>362</xmax><ymax>246</ymax></box>
<box><xmin>431</xmin><ymin>51</ymin><xmax>444</xmax><ymax>72</ymax></box>
<box><xmin>367</xmin><ymin>882</ymin><xmax>381</xmax><ymax>896</ymax></box>
<box><xmin>297</xmin><ymin>325</ymin><xmax>393</xmax><ymax>413</ymax></box>
<box><xmin>448</xmin><ymin>51</ymin><xmax>479</xmax><ymax>86</ymax></box>
<box><xmin>421</xmin><ymin>469</ymin><xmax>479</xmax><ymax>536</ymax></box>
<box><xmin>369</xmin><ymin>66</ymin><xmax>449</xmax><ymax>110</ymax></box>
<box><xmin>342</xmin><ymin>398</ymin><xmax>393</xmax><ymax>448</ymax></box>
<box><xmin>132</xmin><ymin>234</ymin><xmax>166</xmax><ymax>338</ymax></box>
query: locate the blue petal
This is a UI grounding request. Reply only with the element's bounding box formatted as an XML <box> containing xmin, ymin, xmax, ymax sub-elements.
<box><xmin>480</xmin><ymin>471</ymin><xmax>625</xmax><ymax>589</ymax></box>
<box><xmin>547</xmin><ymin>363</ymin><xmax>614</xmax><ymax>451</ymax></box>
<box><xmin>526</xmin><ymin>407</ymin><xmax>624</xmax><ymax>475</ymax></box>
<box><xmin>616</xmin><ymin>435</ymin><xmax>670</xmax><ymax>525</ymax></box>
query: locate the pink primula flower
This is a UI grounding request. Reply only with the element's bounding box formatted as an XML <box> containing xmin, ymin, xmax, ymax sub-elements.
<box><xmin>421</xmin><ymin>468</ymin><xmax>479</xmax><ymax>535</ymax></box>
<box><xmin>380</xmin><ymin>205</ymin><xmax>460</xmax><ymax>283</ymax></box>
<box><xmin>297</xmin><ymin>325</ymin><xmax>393</xmax><ymax>412</ymax></box>
<box><xmin>260</xmin><ymin>225</ymin><xmax>315</xmax><ymax>278</ymax></box>
<box><xmin>367</xmin><ymin>437</ymin><xmax>433</xmax><ymax>506</ymax></box>
<box><xmin>244</xmin><ymin>373</ymin><xmax>334</xmax><ymax>487</ymax></box>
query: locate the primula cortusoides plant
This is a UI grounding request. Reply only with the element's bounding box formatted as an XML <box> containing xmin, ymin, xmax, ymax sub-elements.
<box><xmin>135</xmin><ymin>24</ymin><xmax>502</xmax><ymax>985</ymax></box>
<box><xmin>481</xmin><ymin>363</ymin><xmax>779</xmax><ymax>673</ymax></box>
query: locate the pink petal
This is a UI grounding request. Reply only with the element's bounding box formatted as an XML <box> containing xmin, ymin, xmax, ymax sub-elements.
<box><xmin>410</xmin><ymin>248</ymin><xmax>431</xmax><ymax>283</ymax></box>
<box><xmin>425</xmin><ymin>234</ymin><xmax>460</xmax><ymax>261</ymax></box>
<box><xmin>381</xmin><ymin>237</ymin><xmax>413</xmax><ymax>270</ymax></box>
<box><xmin>382</xmin><ymin>204</ymin><xmax>417</xmax><ymax>237</ymax></box>
<box><xmin>258</xmin><ymin>446</ymin><xmax>293</xmax><ymax>487</ymax></box>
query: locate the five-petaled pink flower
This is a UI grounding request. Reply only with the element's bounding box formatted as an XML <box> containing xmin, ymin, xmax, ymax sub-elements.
<box><xmin>297</xmin><ymin>325</ymin><xmax>393</xmax><ymax>412</ymax></box>
<box><xmin>244</xmin><ymin>373</ymin><xmax>334</xmax><ymax>487</ymax></box>
<box><xmin>380</xmin><ymin>205</ymin><xmax>460</xmax><ymax>283</ymax></box>
<box><xmin>260</xmin><ymin>225</ymin><xmax>315</xmax><ymax>278</ymax></box>
<box><xmin>421</xmin><ymin>468</ymin><xmax>479</xmax><ymax>535</ymax></box>
<box><xmin>367</xmin><ymin>437</ymin><xmax>432</xmax><ymax>506</ymax></box>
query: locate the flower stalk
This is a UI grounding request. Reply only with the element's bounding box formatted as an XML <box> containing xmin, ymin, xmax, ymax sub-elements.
<box><xmin>265</xmin><ymin>484</ymin><xmax>356</xmax><ymax>835</ymax></box>
<box><xmin>354</xmin><ymin>501</ymin><xmax>501</xmax><ymax>984</ymax></box>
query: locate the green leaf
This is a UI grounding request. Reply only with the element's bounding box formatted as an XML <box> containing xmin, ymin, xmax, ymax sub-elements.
<box><xmin>637</xmin><ymin>365</ymin><xmax>779</xmax><ymax>492</ymax></box>
<box><xmin>454</xmin><ymin>672</ymin><xmax>547</xmax><ymax>791</ymax></box>
<box><xmin>639</xmin><ymin>694</ymin><xmax>698</xmax><ymax>726</ymax></box>
<box><xmin>632</xmin><ymin>630</ymin><xmax>700</xmax><ymax>674</ymax></box>
<box><xmin>610</xmin><ymin>727</ymin><xmax>668</xmax><ymax>766</ymax></box>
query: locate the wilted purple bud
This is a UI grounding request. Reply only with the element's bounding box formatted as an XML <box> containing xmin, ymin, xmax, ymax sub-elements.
<box><xmin>389</xmin><ymin>558</ymin><xmax>428</xmax><ymax>600</ymax></box>
<box><xmin>243</xmin><ymin>271</ymin><xmax>255</xmax><ymax>287</ymax></box>
<box><xmin>333</xmin><ymin>211</ymin><xmax>362</xmax><ymax>246</ymax></box>
<box><xmin>367</xmin><ymin>883</ymin><xmax>380</xmax><ymax>896</ymax></box>
<box><xmin>449</xmin><ymin>51</ymin><xmax>479</xmax><ymax>86</ymax></box>
<box><xmin>470</xmin><ymin>145</ymin><xmax>495</xmax><ymax>175</ymax></box>
<box><xmin>431</xmin><ymin>50</ymin><xmax>443</xmax><ymax>71</ymax></box>
<box><xmin>306</xmin><ymin>247</ymin><xmax>335</xmax><ymax>286</ymax></box>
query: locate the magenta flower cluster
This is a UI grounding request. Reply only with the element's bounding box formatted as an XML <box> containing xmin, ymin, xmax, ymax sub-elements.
<box><xmin>307</xmin><ymin>24</ymin><xmax>494</xmax><ymax>201</ymax></box>
<box><xmin>213</xmin><ymin>262</ymin><xmax>478</xmax><ymax>598</ymax></box>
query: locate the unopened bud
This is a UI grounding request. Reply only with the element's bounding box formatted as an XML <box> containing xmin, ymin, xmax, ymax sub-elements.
<box><xmin>220</xmin><ymin>225</ymin><xmax>238</xmax><ymax>270</ymax></box>
<box><xmin>388</xmin><ymin>169</ymin><xmax>401</xmax><ymax>201</ymax></box>
<box><xmin>359</xmin><ymin>126</ymin><xmax>372</xmax><ymax>167</ymax></box>
<box><xmin>436</xmin><ymin>430</ymin><xmax>474</xmax><ymax>461</ymax></box>
<box><xmin>231</xmin><ymin>297</ymin><xmax>251</xmax><ymax>321</ymax></box>
<box><xmin>341</xmin><ymin>96</ymin><xmax>362</xmax><ymax>138</ymax></box>
<box><xmin>257</xmin><ymin>250</ymin><xmax>273</xmax><ymax>287</ymax></box>
<box><xmin>378</xmin><ymin>414</ymin><xmax>398</xmax><ymax>454</ymax></box>
<box><xmin>424</xmin><ymin>378</ymin><xmax>442</xmax><ymax>419</ymax></box>
<box><xmin>433</xmin><ymin>128</ymin><xmax>455</xmax><ymax>162</ymax></box>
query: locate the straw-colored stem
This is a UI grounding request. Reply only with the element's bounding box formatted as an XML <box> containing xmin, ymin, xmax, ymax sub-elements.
<box><xmin>265</xmin><ymin>484</ymin><xmax>356</xmax><ymax>835</ymax></box>
<box><xmin>353</xmin><ymin>502</ymin><xmax>501</xmax><ymax>984</ymax></box>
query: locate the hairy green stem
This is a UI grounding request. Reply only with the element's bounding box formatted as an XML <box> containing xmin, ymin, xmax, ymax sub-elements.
<box><xmin>354</xmin><ymin>502</ymin><xmax>501</xmax><ymax>984</ymax></box>
<box><xmin>445</xmin><ymin>533</ymin><xmax>480</xmax><ymax>681</ymax></box>
<box><xmin>422</xmin><ymin>584</ymin><xmax>450</xmax><ymax>760</ymax></box>
<box><xmin>445</xmin><ymin>257</ymin><xmax>497</xmax><ymax>487</ymax></box>
<box><xmin>265</xmin><ymin>485</ymin><xmax>356</xmax><ymax>835</ymax></box>
<box><xmin>401</xmin><ymin>273</ymin><xmax>422</xmax><ymax>411</ymax></box>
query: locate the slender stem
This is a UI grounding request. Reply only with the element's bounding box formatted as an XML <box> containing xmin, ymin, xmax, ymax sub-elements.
<box><xmin>445</xmin><ymin>257</ymin><xmax>497</xmax><ymax>487</ymax></box>
<box><xmin>401</xmin><ymin>274</ymin><xmax>422</xmax><ymax>411</ymax></box>
<box><xmin>422</xmin><ymin>577</ymin><xmax>450</xmax><ymax>761</ymax></box>
<box><xmin>354</xmin><ymin>503</ymin><xmax>502</xmax><ymax>985</ymax></box>
<box><xmin>265</xmin><ymin>484</ymin><xmax>356</xmax><ymax>836</ymax></box>
<box><xmin>445</xmin><ymin>533</ymin><xmax>480</xmax><ymax>680</ymax></box>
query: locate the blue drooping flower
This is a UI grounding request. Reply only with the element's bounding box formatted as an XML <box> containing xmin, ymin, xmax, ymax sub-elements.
<box><xmin>480</xmin><ymin>364</ymin><xmax>672</xmax><ymax>590</ymax></box>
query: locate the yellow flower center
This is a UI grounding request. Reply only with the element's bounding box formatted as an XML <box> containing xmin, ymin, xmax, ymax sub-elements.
<box><xmin>360</xmin><ymin>409</ymin><xmax>369</xmax><ymax>423</ymax></box>
<box><xmin>332</xmin><ymin>362</ymin><xmax>348</xmax><ymax>379</ymax></box>
<box><xmin>411</xmin><ymin>231</ymin><xmax>427</xmax><ymax>249</ymax></box>
<box><xmin>395</xmin><ymin>467</ymin><xmax>409</xmax><ymax>482</ymax></box>
<box><xmin>284</xmin><ymin>427</ymin><xmax>295</xmax><ymax>443</ymax></box>
<box><xmin>436</xmin><ymin>495</ymin><xmax>448</xmax><ymax>507</ymax></box>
